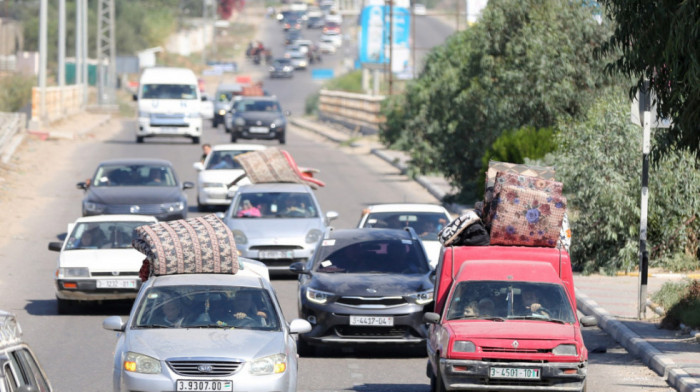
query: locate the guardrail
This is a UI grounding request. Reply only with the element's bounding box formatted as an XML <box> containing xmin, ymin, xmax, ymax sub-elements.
<box><xmin>317</xmin><ymin>89</ymin><xmax>385</xmax><ymax>135</ymax></box>
<box><xmin>29</xmin><ymin>84</ymin><xmax>85</xmax><ymax>129</ymax></box>
<box><xmin>0</xmin><ymin>112</ymin><xmax>26</xmax><ymax>162</ymax></box>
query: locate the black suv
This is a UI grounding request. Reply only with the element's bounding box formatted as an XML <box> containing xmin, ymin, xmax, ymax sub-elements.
<box><xmin>290</xmin><ymin>227</ymin><xmax>435</xmax><ymax>356</ymax></box>
<box><xmin>224</xmin><ymin>96</ymin><xmax>288</xmax><ymax>144</ymax></box>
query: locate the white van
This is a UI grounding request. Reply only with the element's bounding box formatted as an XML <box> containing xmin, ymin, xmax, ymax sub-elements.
<box><xmin>134</xmin><ymin>67</ymin><xmax>203</xmax><ymax>144</ymax></box>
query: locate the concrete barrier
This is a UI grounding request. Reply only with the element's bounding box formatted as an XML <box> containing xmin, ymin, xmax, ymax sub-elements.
<box><xmin>318</xmin><ymin>89</ymin><xmax>385</xmax><ymax>135</ymax></box>
<box><xmin>0</xmin><ymin>112</ymin><xmax>26</xmax><ymax>163</ymax></box>
<box><xmin>29</xmin><ymin>84</ymin><xmax>85</xmax><ymax>129</ymax></box>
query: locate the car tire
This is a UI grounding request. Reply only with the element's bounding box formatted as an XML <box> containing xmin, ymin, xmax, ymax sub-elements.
<box><xmin>57</xmin><ymin>297</ymin><xmax>75</xmax><ymax>315</ymax></box>
<box><xmin>192</xmin><ymin>137</ymin><xmax>200</xmax><ymax>144</ymax></box>
<box><xmin>212</xmin><ymin>119</ymin><xmax>218</xmax><ymax>128</ymax></box>
<box><xmin>278</xmin><ymin>134</ymin><xmax>286</xmax><ymax>144</ymax></box>
<box><xmin>297</xmin><ymin>337</ymin><xmax>315</xmax><ymax>357</ymax></box>
<box><xmin>230</xmin><ymin>132</ymin><xmax>237</xmax><ymax>143</ymax></box>
<box><xmin>136</xmin><ymin>136</ymin><xmax>144</xmax><ymax>143</ymax></box>
<box><xmin>197</xmin><ymin>203</ymin><xmax>210</xmax><ymax>212</ymax></box>
<box><xmin>434</xmin><ymin>367</ymin><xmax>447</xmax><ymax>392</ymax></box>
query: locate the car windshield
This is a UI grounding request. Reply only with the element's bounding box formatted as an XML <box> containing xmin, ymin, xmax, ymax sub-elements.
<box><xmin>216</xmin><ymin>89</ymin><xmax>240</xmax><ymax>102</ymax></box>
<box><xmin>92</xmin><ymin>164</ymin><xmax>177</xmax><ymax>187</ymax></box>
<box><xmin>233</xmin><ymin>99</ymin><xmax>281</xmax><ymax>113</ymax></box>
<box><xmin>445</xmin><ymin>281</ymin><xmax>576</xmax><ymax>323</ymax></box>
<box><xmin>65</xmin><ymin>221</ymin><xmax>149</xmax><ymax>250</ymax></box>
<box><xmin>141</xmin><ymin>84</ymin><xmax>197</xmax><ymax>100</ymax></box>
<box><xmin>362</xmin><ymin>212</ymin><xmax>449</xmax><ymax>241</ymax></box>
<box><xmin>313</xmin><ymin>238</ymin><xmax>430</xmax><ymax>274</ymax></box>
<box><xmin>205</xmin><ymin>151</ymin><xmax>249</xmax><ymax>170</ymax></box>
<box><xmin>231</xmin><ymin>192</ymin><xmax>319</xmax><ymax>218</ymax></box>
<box><xmin>133</xmin><ymin>285</ymin><xmax>281</xmax><ymax>330</ymax></box>
<box><xmin>274</xmin><ymin>59</ymin><xmax>291</xmax><ymax>66</ymax></box>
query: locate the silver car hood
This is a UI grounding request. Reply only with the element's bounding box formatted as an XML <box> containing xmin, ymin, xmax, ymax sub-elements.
<box><xmin>228</xmin><ymin>219</ymin><xmax>322</xmax><ymax>240</ymax></box>
<box><xmin>125</xmin><ymin>328</ymin><xmax>286</xmax><ymax>360</ymax></box>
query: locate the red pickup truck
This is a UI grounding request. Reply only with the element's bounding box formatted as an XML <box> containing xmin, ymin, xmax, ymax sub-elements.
<box><xmin>424</xmin><ymin>245</ymin><xmax>597</xmax><ymax>392</ymax></box>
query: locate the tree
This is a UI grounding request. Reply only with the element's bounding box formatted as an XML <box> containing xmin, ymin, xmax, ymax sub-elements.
<box><xmin>598</xmin><ymin>0</ymin><xmax>700</xmax><ymax>157</ymax></box>
<box><xmin>380</xmin><ymin>0</ymin><xmax>616</xmax><ymax>202</ymax></box>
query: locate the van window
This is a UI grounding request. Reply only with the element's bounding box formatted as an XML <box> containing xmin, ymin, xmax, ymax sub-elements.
<box><xmin>141</xmin><ymin>84</ymin><xmax>198</xmax><ymax>100</ymax></box>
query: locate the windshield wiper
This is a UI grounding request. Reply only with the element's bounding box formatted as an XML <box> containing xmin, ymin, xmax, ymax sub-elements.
<box><xmin>137</xmin><ymin>324</ymin><xmax>171</xmax><ymax>328</ymax></box>
<box><xmin>481</xmin><ymin>317</ymin><xmax>505</xmax><ymax>322</ymax></box>
<box><xmin>507</xmin><ymin>316</ymin><xmax>568</xmax><ymax>324</ymax></box>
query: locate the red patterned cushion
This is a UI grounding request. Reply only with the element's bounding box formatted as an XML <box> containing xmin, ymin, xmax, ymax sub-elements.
<box><xmin>487</xmin><ymin>172</ymin><xmax>564</xmax><ymax>225</ymax></box>
<box><xmin>489</xmin><ymin>185</ymin><xmax>567</xmax><ymax>247</ymax></box>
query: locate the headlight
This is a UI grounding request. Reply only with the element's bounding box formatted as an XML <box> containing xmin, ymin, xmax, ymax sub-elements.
<box><xmin>305</xmin><ymin>229</ymin><xmax>322</xmax><ymax>244</ymax></box>
<box><xmin>163</xmin><ymin>201</ymin><xmax>185</xmax><ymax>212</ymax></box>
<box><xmin>202</xmin><ymin>182</ymin><xmax>226</xmax><ymax>188</ymax></box>
<box><xmin>299</xmin><ymin>61</ymin><xmax>307</xmax><ymax>67</ymax></box>
<box><xmin>283</xmin><ymin>66</ymin><xmax>293</xmax><ymax>72</ymax></box>
<box><xmin>268</xmin><ymin>66</ymin><xmax>275</xmax><ymax>72</ymax></box>
<box><xmin>234</xmin><ymin>117</ymin><xmax>245</xmax><ymax>126</ymax></box>
<box><xmin>249</xmin><ymin>353</ymin><xmax>287</xmax><ymax>375</ymax></box>
<box><xmin>306</xmin><ymin>288</ymin><xmax>333</xmax><ymax>304</ymax></box>
<box><xmin>218</xmin><ymin>109</ymin><xmax>226</xmax><ymax>116</ymax></box>
<box><xmin>83</xmin><ymin>202</ymin><xmax>106</xmax><ymax>214</ymax></box>
<box><xmin>407</xmin><ymin>290</ymin><xmax>434</xmax><ymax>305</ymax></box>
<box><xmin>123</xmin><ymin>352</ymin><xmax>161</xmax><ymax>374</ymax></box>
<box><xmin>58</xmin><ymin>267</ymin><xmax>89</xmax><ymax>278</ymax></box>
<box><xmin>231</xmin><ymin>229</ymin><xmax>247</xmax><ymax>245</ymax></box>
<box><xmin>453</xmin><ymin>341</ymin><xmax>476</xmax><ymax>353</ymax></box>
<box><xmin>553</xmin><ymin>344</ymin><xmax>578</xmax><ymax>356</ymax></box>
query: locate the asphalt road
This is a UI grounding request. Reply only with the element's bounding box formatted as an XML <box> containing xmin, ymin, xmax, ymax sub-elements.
<box><xmin>0</xmin><ymin>9</ymin><xmax>674</xmax><ymax>392</ymax></box>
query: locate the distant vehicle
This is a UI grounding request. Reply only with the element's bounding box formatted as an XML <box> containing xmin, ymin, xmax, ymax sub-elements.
<box><xmin>77</xmin><ymin>158</ymin><xmax>194</xmax><ymax>221</ymax></box>
<box><xmin>48</xmin><ymin>214</ymin><xmax>158</xmax><ymax>313</ymax></box>
<box><xmin>192</xmin><ymin>143</ymin><xmax>268</xmax><ymax>210</ymax></box>
<box><xmin>286</xmin><ymin>50</ymin><xmax>308</xmax><ymax>70</ymax></box>
<box><xmin>322</xmin><ymin>21</ymin><xmax>341</xmax><ymax>35</ymax></box>
<box><xmin>324</xmin><ymin>11</ymin><xmax>342</xmax><ymax>24</ymax></box>
<box><xmin>320</xmin><ymin>31</ymin><xmax>342</xmax><ymax>47</ymax></box>
<box><xmin>289</xmin><ymin>227</ymin><xmax>434</xmax><ymax>356</ymax></box>
<box><xmin>103</xmin><ymin>273</ymin><xmax>311</xmax><ymax>392</ymax></box>
<box><xmin>269</xmin><ymin>58</ymin><xmax>295</xmax><ymax>79</ymax></box>
<box><xmin>318</xmin><ymin>37</ymin><xmax>337</xmax><ymax>54</ymax></box>
<box><xmin>306</xmin><ymin>15</ymin><xmax>324</xmax><ymax>28</ymax></box>
<box><xmin>413</xmin><ymin>3</ymin><xmax>426</xmax><ymax>15</ymax></box>
<box><xmin>224</xmin><ymin>96</ymin><xmax>289</xmax><ymax>144</ymax></box>
<box><xmin>134</xmin><ymin>67</ymin><xmax>203</xmax><ymax>144</ymax></box>
<box><xmin>0</xmin><ymin>311</ymin><xmax>54</xmax><ymax>391</ymax></box>
<box><xmin>212</xmin><ymin>83</ymin><xmax>244</xmax><ymax>128</ymax></box>
<box><xmin>220</xmin><ymin>183</ymin><xmax>339</xmax><ymax>275</ymax></box>
<box><xmin>356</xmin><ymin>203</ymin><xmax>453</xmax><ymax>268</ymax></box>
<box><xmin>200</xmin><ymin>93</ymin><xmax>214</xmax><ymax>120</ymax></box>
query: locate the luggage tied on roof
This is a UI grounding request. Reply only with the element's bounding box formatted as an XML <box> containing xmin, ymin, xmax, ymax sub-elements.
<box><xmin>232</xmin><ymin>148</ymin><xmax>325</xmax><ymax>189</ymax></box>
<box><xmin>132</xmin><ymin>214</ymin><xmax>239</xmax><ymax>281</ymax></box>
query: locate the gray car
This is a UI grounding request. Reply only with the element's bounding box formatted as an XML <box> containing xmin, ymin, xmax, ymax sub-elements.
<box><xmin>220</xmin><ymin>183</ymin><xmax>338</xmax><ymax>275</ymax></box>
<box><xmin>103</xmin><ymin>273</ymin><xmax>311</xmax><ymax>392</ymax></box>
<box><xmin>212</xmin><ymin>83</ymin><xmax>244</xmax><ymax>128</ymax></box>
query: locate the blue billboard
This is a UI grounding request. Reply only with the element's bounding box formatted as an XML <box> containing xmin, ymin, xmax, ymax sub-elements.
<box><xmin>358</xmin><ymin>0</ymin><xmax>411</xmax><ymax>70</ymax></box>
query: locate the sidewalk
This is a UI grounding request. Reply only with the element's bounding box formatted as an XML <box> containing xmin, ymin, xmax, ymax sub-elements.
<box><xmin>290</xmin><ymin>116</ymin><xmax>700</xmax><ymax>392</ymax></box>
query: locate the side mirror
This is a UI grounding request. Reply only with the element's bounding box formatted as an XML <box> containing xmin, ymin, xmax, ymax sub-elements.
<box><xmin>289</xmin><ymin>319</ymin><xmax>312</xmax><ymax>334</ymax></box>
<box><xmin>423</xmin><ymin>312</ymin><xmax>440</xmax><ymax>324</ymax></box>
<box><xmin>579</xmin><ymin>315</ymin><xmax>598</xmax><ymax>327</ymax></box>
<box><xmin>326</xmin><ymin>211</ymin><xmax>339</xmax><ymax>222</ymax></box>
<box><xmin>76</xmin><ymin>182</ymin><xmax>88</xmax><ymax>190</ymax></box>
<box><xmin>48</xmin><ymin>242</ymin><xmax>62</xmax><ymax>252</ymax></box>
<box><xmin>193</xmin><ymin>162</ymin><xmax>205</xmax><ymax>171</ymax></box>
<box><xmin>132</xmin><ymin>93</ymin><xmax>137</xmax><ymax>101</ymax></box>
<box><xmin>215</xmin><ymin>212</ymin><xmax>226</xmax><ymax>220</ymax></box>
<box><xmin>289</xmin><ymin>261</ymin><xmax>310</xmax><ymax>275</ymax></box>
<box><xmin>201</xmin><ymin>95</ymin><xmax>208</xmax><ymax>101</ymax></box>
<box><xmin>182</xmin><ymin>181</ymin><xmax>195</xmax><ymax>190</ymax></box>
<box><xmin>103</xmin><ymin>316</ymin><xmax>126</xmax><ymax>332</ymax></box>
<box><xmin>285</xmin><ymin>110</ymin><xmax>291</xmax><ymax>117</ymax></box>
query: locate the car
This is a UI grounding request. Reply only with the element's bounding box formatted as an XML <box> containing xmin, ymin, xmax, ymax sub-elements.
<box><xmin>284</xmin><ymin>29</ymin><xmax>302</xmax><ymax>45</ymax></box>
<box><xmin>0</xmin><ymin>311</ymin><xmax>54</xmax><ymax>391</ymax></box>
<box><xmin>317</xmin><ymin>37</ymin><xmax>337</xmax><ymax>54</ymax></box>
<box><xmin>77</xmin><ymin>158</ymin><xmax>194</xmax><ymax>221</ymax></box>
<box><xmin>356</xmin><ymin>203</ymin><xmax>453</xmax><ymax>268</ymax></box>
<box><xmin>289</xmin><ymin>227</ymin><xmax>435</xmax><ymax>356</ymax></box>
<box><xmin>200</xmin><ymin>93</ymin><xmax>214</xmax><ymax>121</ymax></box>
<box><xmin>219</xmin><ymin>183</ymin><xmax>339</xmax><ymax>275</ymax></box>
<box><xmin>269</xmin><ymin>58</ymin><xmax>295</xmax><ymax>79</ymax></box>
<box><xmin>320</xmin><ymin>31</ymin><xmax>342</xmax><ymax>47</ymax></box>
<box><xmin>286</xmin><ymin>50</ymin><xmax>308</xmax><ymax>70</ymax></box>
<box><xmin>212</xmin><ymin>83</ymin><xmax>244</xmax><ymax>128</ymax></box>
<box><xmin>322</xmin><ymin>21</ymin><xmax>341</xmax><ymax>35</ymax></box>
<box><xmin>102</xmin><ymin>273</ymin><xmax>312</xmax><ymax>392</ymax></box>
<box><xmin>306</xmin><ymin>15</ymin><xmax>324</xmax><ymax>28</ymax></box>
<box><xmin>224</xmin><ymin>96</ymin><xmax>289</xmax><ymax>144</ymax></box>
<box><xmin>47</xmin><ymin>214</ymin><xmax>159</xmax><ymax>313</ymax></box>
<box><xmin>413</xmin><ymin>3</ymin><xmax>426</xmax><ymax>15</ymax></box>
<box><xmin>192</xmin><ymin>143</ymin><xmax>268</xmax><ymax>211</ymax></box>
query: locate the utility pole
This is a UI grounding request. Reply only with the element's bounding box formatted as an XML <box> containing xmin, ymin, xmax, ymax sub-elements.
<box><xmin>81</xmin><ymin>0</ymin><xmax>88</xmax><ymax>105</ymax></box>
<box><xmin>38</xmin><ymin>0</ymin><xmax>47</xmax><ymax>122</ymax></box>
<box><xmin>637</xmin><ymin>80</ymin><xmax>651</xmax><ymax>320</ymax></box>
<box><xmin>75</xmin><ymin>0</ymin><xmax>82</xmax><ymax>86</ymax></box>
<box><xmin>411</xmin><ymin>2</ymin><xmax>415</xmax><ymax>79</ymax></box>
<box><xmin>388</xmin><ymin>0</ymin><xmax>393</xmax><ymax>96</ymax></box>
<box><xmin>58</xmin><ymin>0</ymin><xmax>66</xmax><ymax>87</ymax></box>
<box><xmin>97</xmin><ymin>0</ymin><xmax>116</xmax><ymax>106</ymax></box>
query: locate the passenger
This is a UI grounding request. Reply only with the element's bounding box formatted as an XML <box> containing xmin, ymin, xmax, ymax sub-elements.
<box><xmin>237</xmin><ymin>199</ymin><xmax>261</xmax><ymax>217</ymax></box>
<box><xmin>212</xmin><ymin>155</ymin><xmax>236</xmax><ymax>169</ymax></box>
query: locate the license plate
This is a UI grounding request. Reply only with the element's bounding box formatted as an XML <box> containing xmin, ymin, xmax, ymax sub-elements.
<box><xmin>259</xmin><ymin>250</ymin><xmax>293</xmax><ymax>259</ymax></box>
<box><xmin>157</xmin><ymin>127</ymin><xmax>181</xmax><ymax>133</ymax></box>
<box><xmin>489</xmin><ymin>367</ymin><xmax>541</xmax><ymax>379</ymax></box>
<box><xmin>249</xmin><ymin>126</ymin><xmax>269</xmax><ymax>133</ymax></box>
<box><xmin>349</xmin><ymin>315</ymin><xmax>394</xmax><ymax>326</ymax></box>
<box><xmin>176</xmin><ymin>380</ymin><xmax>232</xmax><ymax>391</ymax></box>
<box><xmin>96</xmin><ymin>279</ymin><xmax>137</xmax><ymax>289</ymax></box>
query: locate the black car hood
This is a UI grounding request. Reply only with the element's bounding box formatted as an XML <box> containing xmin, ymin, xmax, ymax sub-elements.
<box><xmin>85</xmin><ymin>186</ymin><xmax>184</xmax><ymax>204</ymax></box>
<box><xmin>239</xmin><ymin>112</ymin><xmax>283</xmax><ymax>122</ymax></box>
<box><xmin>310</xmin><ymin>273</ymin><xmax>431</xmax><ymax>296</ymax></box>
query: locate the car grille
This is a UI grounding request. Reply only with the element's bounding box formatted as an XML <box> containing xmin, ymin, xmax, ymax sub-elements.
<box><xmin>334</xmin><ymin>326</ymin><xmax>410</xmax><ymax>338</ymax></box>
<box><xmin>336</xmin><ymin>296</ymin><xmax>407</xmax><ymax>307</ymax></box>
<box><xmin>91</xmin><ymin>271</ymin><xmax>139</xmax><ymax>277</ymax></box>
<box><xmin>482</xmin><ymin>346</ymin><xmax>551</xmax><ymax>354</ymax></box>
<box><xmin>150</xmin><ymin>113</ymin><xmax>188</xmax><ymax>127</ymax></box>
<box><xmin>167</xmin><ymin>360</ymin><xmax>243</xmax><ymax>376</ymax></box>
<box><xmin>249</xmin><ymin>245</ymin><xmax>304</xmax><ymax>251</ymax></box>
<box><xmin>104</xmin><ymin>204</ymin><xmax>167</xmax><ymax>215</ymax></box>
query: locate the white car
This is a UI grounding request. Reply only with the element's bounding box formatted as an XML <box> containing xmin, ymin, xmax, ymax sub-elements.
<box><xmin>193</xmin><ymin>144</ymin><xmax>268</xmax><ymax>211</ymax></box>
<box><xmin>413</xmin><ymin>3</ymin><xmax>426</xmax><ymax>15</ymax></box>
<box><xmin>317</xmin><ymin>37</ymin><xmax>336</xmax><ymax>54</ymax></box>
<box><xmin>285</xmin><ymin>50</ymin><xmax>308</xmax><ymax>70</ymax></box>
<box><xmin>48</xmin><ymin>214</ymin><xmax>159</xmax><ymax>314</ymax></box>
<box><xmin>356</xmin><ymin>203</ymin><xmax>453</xmax><ymax>268</ymax></box>
<box><xmin>320</xmin><ymin>31</ymin><xmax>342</xmax><ymax>47</ymax></box>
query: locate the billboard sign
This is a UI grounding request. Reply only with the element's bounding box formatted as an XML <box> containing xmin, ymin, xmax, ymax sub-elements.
<box><xmin>358</xmin><ymin>0</ymin><xmax>411</xmax><ymax>71</ymax></box>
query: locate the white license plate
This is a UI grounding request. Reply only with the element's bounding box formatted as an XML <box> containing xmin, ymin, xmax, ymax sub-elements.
<box><xmin>489</xmin><ymin>367</ymin><xmax>541</xmax><ymax>379</ymax></box>
<box><xmin>176</xmin><ymin>380</ymin><xmax>232</xmax><ymax>391</ymax></box>
<box><xmin>249</xmin><ymin>126</ymin><xmax>269</xmax><ymax>133</ymax></box>
<box><xmin>259</xmin><ymin>250</ymin><xmax>293</xmax><ymax>259</ymax></box>
<box><xmin>349</xmin><ymin>315</ymin><xmax>394</xmax><ymax>326</ymax></box>
<box><xmin>96</xmin><ymin>279</ymin><xmax>137</xmax><ymax>289</ymax></box>
<box><xmin>157</xmin><ymin>127</ymin><xmax>181</xmax><ymax>133</ymax></box>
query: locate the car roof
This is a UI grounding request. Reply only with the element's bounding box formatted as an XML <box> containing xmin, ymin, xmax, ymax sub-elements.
<box><xmin>216</xmin><ymin>83</ymin><xmax>244</xmax><ymax>92</ymax></box>
<box><xmin>325</xmin><ymin>227</ymin><xmax>414</xmax><ymax>242</ymax></box>
<box><xmin>148</xmin><ymin>273</ymin><xmax>266</xmax><ymax>289</ymax></box>
<box><xmin>97</xmin><ymin>158</ymin><xmax>173</xmax><ymax>166</ymax></box>
<box><xmin>233</xmin><ymin>96</ymin><xmax>279</xmax><ymax>102</ymax></box>
<box><xmin>73</xmin><ymin>214</ymin><xmax>159</xmax><ymax>224</ymax></box>
<box><xmin>363</xmin><ymin>203</ymin><xmax>450</xmax><ymax>214</ymax></box>
<box><xmin>238</xmin><ymin>183</ymin><xmax>313</xmax><ymax>193</ymax></box>
<box><xmin>211</xmin><ymin>143</ymin><xmax>267</xmax><ymax>152</ymax></box>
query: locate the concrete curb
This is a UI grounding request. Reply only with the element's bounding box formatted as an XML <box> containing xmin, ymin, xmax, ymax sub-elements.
<box><xmin>576</xmin><ymin>290</ymin><xmax>700</xmax><ymax>392</ymax></box>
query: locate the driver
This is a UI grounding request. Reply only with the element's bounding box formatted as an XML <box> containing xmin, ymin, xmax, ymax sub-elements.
<box><xmin>282</xmin><ymin>195</ymin><xmax>306</xmax><ymax>216</ymax></box>
<box><xmin>519</xmin><ymin>288</ymin><xmax>550</xmax><ymax>317</ymax></box>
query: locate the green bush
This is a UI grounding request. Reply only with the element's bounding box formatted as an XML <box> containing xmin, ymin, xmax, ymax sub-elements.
<box><xmin>324</xmin><ymin>70</ymin><xmax>363</xmax><ymax>93</ymax></box>
<box><xmin>305</xmin><ymin>90</ymin><xmax>320</xmax><ymax>116</ymax></box>
<box><xmin>652</xmin><ymin>279</ymin><xmax>700</xmax><ymax>329</ymax></box>
<box><xmin>0</xmin><ymin>75</ymin><xmax>34</xmax><ymax>112</ymax></box>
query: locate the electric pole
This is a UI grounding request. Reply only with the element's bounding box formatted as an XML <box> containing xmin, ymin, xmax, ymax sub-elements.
<box><xmin>97</xmin><ymin>0</ymin><xmax>116</xmax><ymax>106</ymax></box>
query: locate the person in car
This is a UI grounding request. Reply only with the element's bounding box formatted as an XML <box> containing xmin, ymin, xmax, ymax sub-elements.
<box><xmin>518</xmin><ymin>288</ymin><xmax>550</xmax><ymax>317</ymax></box>
<box><xmin>282</xmin><ymin>196</ymin><xmax>306</xmax><ymax>216</ymax></box>
<box><xmin>237</xmin><ymin>199</ymin><xmax>261</xmax><ymax>217</ymax></box>
<box><xmin>76</xmin><ymin>226</ymin><xmax>108</xmax><ymax>248</ymax></box>
<box><xmin>212</xmin><ymin>155</ymin><xmax>236</xmax><ymax>169</ymax></box>
<box><xmin>153</xmin><ymin>294</ymin><xmax>185</xmax><ymax>327</ymax></box>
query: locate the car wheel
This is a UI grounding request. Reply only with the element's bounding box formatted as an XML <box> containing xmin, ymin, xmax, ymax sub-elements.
<box><xmin>192</xmin><ymin>137</ymin><xmax>200</xmax><ymax>144</ymax></box>
<box><xmin>212</xmin><ymin>118</ymin><xmax>219</xmax><ymax>128</ymax></box>
<box><xmin>231</xmin><ymin>132</ymin><xmax>237</xmax><ymax>143</ymax></box>
<box><xmin>57</xmin><ymin>297</ymin><xmax>75</xmax><ymax>315</ymax></box>
<box><xmin>197</xmin><ymin>203</ymin><xmax>210</xmax><ymax>212</ymax></box>
<box><xmin>297</xmin><ymin>337</ymin><xmax>315</xmax><ymax>357</ymax></box>
<box><xmin>136</xmin><ymin>136</ymin><xmax>144</xmax><ymax>143</ymax></box>
<box><xmin>434</xmin><ymin>367</ymin><xmax>447</xmax><ymax>392</ymax></box>
<box><xmin>278</xmin><ymin>134</ymin><xmax>286</xmax><ymax>144</ymax></box>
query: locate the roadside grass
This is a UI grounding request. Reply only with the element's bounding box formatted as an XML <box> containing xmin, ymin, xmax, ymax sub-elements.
<box><xmin>652</xmin><ymin>279</ymin><xmax>700</xmax><ymax>329</ymax></box>
<box><xmin>0</xmin><ymin>74</ymin><xmax>34</xmax><ymax>112</ymax></box>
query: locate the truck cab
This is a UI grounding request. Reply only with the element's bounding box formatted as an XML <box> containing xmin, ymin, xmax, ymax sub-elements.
<box><xmin>424</xmin><ymin>246</ymin><xmax>596</xmax><ymax>392</ymax></box>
